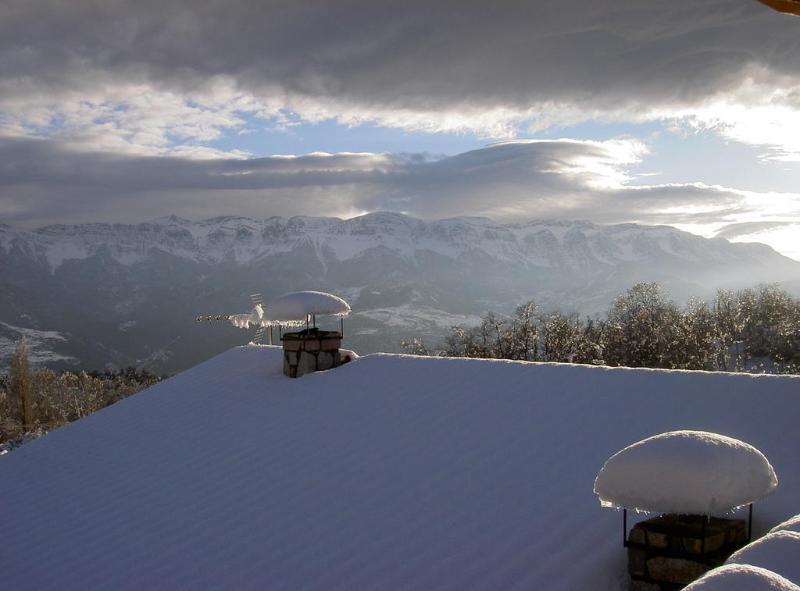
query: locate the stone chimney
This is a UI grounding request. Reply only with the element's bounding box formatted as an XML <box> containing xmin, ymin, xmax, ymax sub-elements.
<box><xmin>282</xmin><ymin>328</ymin><xmax>343</xmax><ymax>378</ymax></box>
<box><xmin>626</xmin><ymin>514</ymin><xmax>748</xmax><ymax>590</ymax></box>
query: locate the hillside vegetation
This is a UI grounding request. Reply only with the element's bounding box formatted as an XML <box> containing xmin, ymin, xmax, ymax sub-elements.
<box><xmin>404</xmin><ymin>282</ymin><xmax>800</xmax><ymax>373</ymax></box>
<box><xmin>0</xmin><ymin>338</ymin><xmax>162</xmax><ymax>448</ymax></box>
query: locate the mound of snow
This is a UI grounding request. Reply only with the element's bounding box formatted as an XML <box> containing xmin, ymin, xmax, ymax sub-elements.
<box><xmin>684</xmin><ymin>564</ymin><xmax>800</xmax><ymax>591</ymax></box>
<box><xmin>726</xmin><ymin>531</ymin><xmax>800</xmax><ymax>585</ymax></box>
<box><xmin>265</xmin><ymin>291</ymin><xmax>350</xmax><ymax>322</ymax></box>
<box><xmin>339</xmin><ymin>348</ymin><xmax>358</xmax><ymax>361</ymax></box>
<box><xmin>594</xmin><ymin>430</ymin><xmax>778</xmax><ymax>515</ymax></box>
<box><xmin>770</xmin><ymin>514</ymin><xmax>800</xmax><ymax>535</ymax></box>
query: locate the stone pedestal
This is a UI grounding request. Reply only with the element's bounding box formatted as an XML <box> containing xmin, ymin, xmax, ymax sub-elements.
<box><xmin>627</xmin><ymin>514</ymin><xmax>747</xmax><ymax>590</ymax></box>
<box><xmin>282</xmin><ymin>329</ymin><xmax>342</xmax><ymax>378</ymax></box>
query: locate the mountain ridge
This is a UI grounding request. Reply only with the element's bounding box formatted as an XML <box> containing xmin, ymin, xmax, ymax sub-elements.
<box><xmin>1</xmin><ymin>212</ymin><xmax>798</xmax><ymax>372</ymax></box>
<box><xmin>1</xmin><ymin>212</ymin><xmax>795</xmax><ymax>271</ymax></box>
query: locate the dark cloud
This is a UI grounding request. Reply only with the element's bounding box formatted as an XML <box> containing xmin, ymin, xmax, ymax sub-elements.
<box><xmin>0</xmin><ymin>136</ymin><xmax>757</xmax><ymax>228</ymax></box>
<box><xmin>1</xmin><ymin>0</ymin><xmax>798</xmax><ymax>125</ymax></box>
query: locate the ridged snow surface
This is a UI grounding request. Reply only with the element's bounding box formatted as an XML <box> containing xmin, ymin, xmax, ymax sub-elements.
<box><xmin>684</xmin><ymin>565</ymin><xmax>800</xmax><ymax>591</ymax></box>
<box><xmin>2</xmin><ymin>348</ymin><xmax>800</xmax><ymax>590</ymax></box>
<box><xmin>594</xmin><ymin>430</ymin><xmax>778</xmax><ymax>515</ymax></box>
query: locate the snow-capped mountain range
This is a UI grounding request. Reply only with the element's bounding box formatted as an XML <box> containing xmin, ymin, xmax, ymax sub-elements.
<box><xmin>0</xmin><ymin>212</ymin><xmax>788</xmax><ymax>271</ymax></box>
<box><xmin>1</xmin><ymin>212</ymin><xmax>798</xmax><ymax>372</ymax></box>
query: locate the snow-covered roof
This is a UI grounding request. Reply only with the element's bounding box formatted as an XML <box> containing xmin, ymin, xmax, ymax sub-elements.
<box><xmin>1</xmin><ymin>349</ymin><xmax>799</xmax><ymax>590</ymax></box>
<box><xmin>593</xmin><ymin>430</ymin><xmax>778</xmax><ymax>515</ymax></box>
<box><xmin>683</xmin><ymin>564</ymin><xmax>800</xmax><ymax>591</ymax></box>
<box><xmin>265</xmin><ymin>290</ymin><xmax>350</xmax><ymax>323</ymax></box>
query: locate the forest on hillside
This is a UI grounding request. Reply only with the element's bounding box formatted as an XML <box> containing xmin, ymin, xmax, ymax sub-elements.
<box><xmin>403</xmin><ymin>282</ymin><xmax>800</xmax><ymax>374</ymax></box>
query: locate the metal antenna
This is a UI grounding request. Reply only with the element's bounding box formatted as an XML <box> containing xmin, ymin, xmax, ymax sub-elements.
<box><xmin>195</xmin><ymin>292</ymin><xmax>268</xmax><ymax>345</ymax></box>
<box><xmin>195</xmin><ymin>315</ymin><xmax>232</xmax><ymax>323</ymax></box>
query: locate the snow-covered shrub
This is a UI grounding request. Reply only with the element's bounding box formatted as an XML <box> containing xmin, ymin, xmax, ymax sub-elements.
<box><xmin>770</xmin><ymin>514</ymin><xmax>800</xmax><ymax>535</ymax></box>
<box><xmin>726</xmin><ymin>531</ymin><xmax>800</xmax><ymax>585</ymax></box>
<box><xmin>683</xmin><ymin>564</ymin><xmax>800</xmax><ymax>591</ymax></box>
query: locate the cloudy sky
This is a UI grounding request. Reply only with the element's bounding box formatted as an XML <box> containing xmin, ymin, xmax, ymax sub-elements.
<box><xmin>1</xmin><ymin>0</ymin><xmax>799</xmax><ymax>258</ymax></box>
